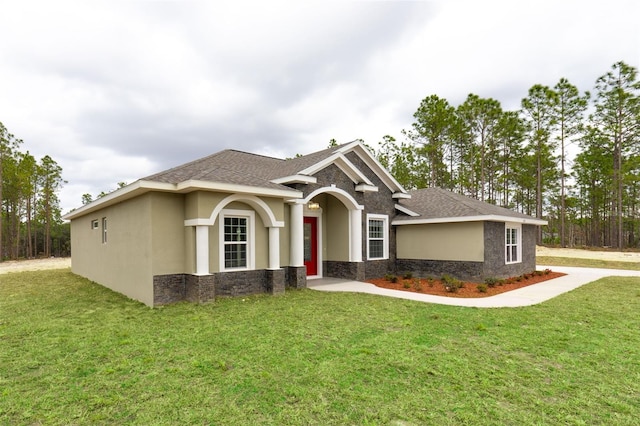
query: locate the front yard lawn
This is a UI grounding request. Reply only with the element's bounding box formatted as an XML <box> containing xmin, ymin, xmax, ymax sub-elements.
<box><xmin>1</xmin><ymin>270</ymin><xmax>640</xmax><ymax>425</ymax></box>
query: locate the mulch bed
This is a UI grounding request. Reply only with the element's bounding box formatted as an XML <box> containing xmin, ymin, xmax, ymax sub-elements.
<box><xmin>367</xmin><ymin>270</ymin><xmax>566</xmax><ymax>298</ymax></box>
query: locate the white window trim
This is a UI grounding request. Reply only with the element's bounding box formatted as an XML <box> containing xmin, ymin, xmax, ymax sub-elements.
<box><xmin>505</xmin><ymin>222</ymin><xmax>522</xmax><ymax>264</ymax></box>
<box><xmin>219</xmin><ymin>209</ymin><xmax>255</xmax><ymax>272</ymax></box>
<box><xmin>102</xmin><ymin>217</ymin><xmax>107</xmax><ymax>244</ymax></box>
<box><xmin>366</xmin><ymin>214</ymin><xmax>389</xmax><ymax>260</ymax></box>
<box><xmin>91</xmin><ymin>219</ymin><xmax>99</xmax><ymax>230</ymax></box>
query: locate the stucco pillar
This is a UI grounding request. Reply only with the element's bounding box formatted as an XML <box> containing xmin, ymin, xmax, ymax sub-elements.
<box><xmin>195</xmin><ymin>225</ymin><xmax>210</xmax><ymax>275</ymax></box>
<box><xmin>268</xmin><ymin>226</ymin><xmax>280</xmax><ymax>270</ymax></box>
<box><xmin>290</xmin><ymin>202</ymin><xmax>304</xmax><ymax>267</ymax></box>
<box><xmin>350</xmin><ymin>208</ymin><xmax>362</xmax><ymax>262</ymax></box>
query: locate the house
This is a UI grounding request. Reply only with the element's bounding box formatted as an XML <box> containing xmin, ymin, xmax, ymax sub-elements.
<box><xmin>63</xmin><ymin>141</ymin><xmax>546</xmax><ymax>306</ymax></box>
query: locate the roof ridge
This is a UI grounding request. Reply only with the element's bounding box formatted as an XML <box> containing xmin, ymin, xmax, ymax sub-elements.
<box><xmin>143</xmin><ymin>149</ymin><xmax>284</xmax><ymax>181</ymax></box>
<box><xmin>225</xmin><ymin>149</ymin><xmax>284</xmax><ymax>161</ymax></box>
<box><xmin>143</xmin><ymin>150</ymin><xmax>231</xmax><ymax>180</ymax></box>
<box><xmin>196</xmin><ymin>163</ymin><xmax>286</xmax><ymax>185</ymax></box>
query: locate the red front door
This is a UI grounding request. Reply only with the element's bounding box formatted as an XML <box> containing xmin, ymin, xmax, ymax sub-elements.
<box><xmin>303</xmin><ymin>217</ymin><xmax>318</xmax><ymax>276</ymax></box>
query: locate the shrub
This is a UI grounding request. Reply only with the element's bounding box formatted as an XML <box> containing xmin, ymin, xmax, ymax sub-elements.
<box><xmin>426</xmin><ymin>277</ymin><xmax>435</xmax><ymax>287</ymax></box>
<box><xmin>441</xmin><ymin>274</ymin><xmax>455</xmax><ymax>284</ymax></box>
<box><xmin>403</xmin><ymin>272</ymin><xmax>413</xmax><ymax>279</ymax></box>
<box><xmin>403</xmin><ymin>280</ymin><xmax>411</xmax><ymax>289</ymax></box>
<box><xmin>534</xmin><ymin>270</ymin><xmax>544</xmax><ymax>276</ymax></box>
<box><xmin>477</xmin><ymin>283</ymin><xmax>488</xmax><ymax>293</ymax></box>
<box><xmin>442</xmin><ymin>274</ymin><xmax>463</xmax><ymax>293</ymax></box>
<box><xmin>413</xmin><ymin>278</ymin><xmax>421</xmax><ymax>291</ymax></box>
<box><xmin>445</xmin><ymin>281</ymin><xmax>463</xmax><ymax>293</ymax></box>
<box><xmin>384</xmin><ymin>273</ymin><xmax>395</xmax><ymax>281</ymax></box>
<box><xmin>484</xmin><ymin>277</ymin><xmax>499</xmax><ymax>288</ymax></box>
<box><xmin>390</xmin><ymin>275</ymin><xmax>398</xmax><ymax>283</ymax></box>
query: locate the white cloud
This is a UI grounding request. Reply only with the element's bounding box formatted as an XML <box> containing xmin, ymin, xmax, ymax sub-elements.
<box><xmin>0</xmin><ymin>0</ymin><xmax>638</xmax><ymax>215</ymax></box>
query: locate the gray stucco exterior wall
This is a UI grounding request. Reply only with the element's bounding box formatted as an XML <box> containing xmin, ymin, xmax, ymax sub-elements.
<box><xmin>482</xmin><ymin>222</ymin><xmax>537</xmax><ymax>279</ymax></box>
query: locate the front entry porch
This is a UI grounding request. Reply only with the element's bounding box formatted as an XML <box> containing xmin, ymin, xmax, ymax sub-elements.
<box><xmin>291</xmin><ymin>186</ymin><xmax>365</xmax><ymax>284</ymax></box>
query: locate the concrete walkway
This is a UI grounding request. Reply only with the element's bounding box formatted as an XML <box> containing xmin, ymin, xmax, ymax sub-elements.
<box><xmin>307</xmin><ymin>266</ymin><xmax>640</xmax><ymax>308</ymax></box>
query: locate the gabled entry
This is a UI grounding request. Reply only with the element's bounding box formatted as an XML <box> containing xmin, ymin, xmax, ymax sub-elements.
<box><xmin>303</xmin><ymin>216</ymin><xmax>318</xmax><ymax>276</ymax></box>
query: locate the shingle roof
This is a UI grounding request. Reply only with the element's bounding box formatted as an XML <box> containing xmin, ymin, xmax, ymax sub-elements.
<box><xmin>396</xmin><ymin>187</ymin><xmax>540</xmax><ymax>222</ymax></box>
<box><xmin>142</xmin><ymin>143</ymin><xmax>352</xmax><ymax>190</ymax></box>
<box><xmin>142</xmin><ymin>149</ymin><xmax>290</xmax><ymax>191</ymax></box>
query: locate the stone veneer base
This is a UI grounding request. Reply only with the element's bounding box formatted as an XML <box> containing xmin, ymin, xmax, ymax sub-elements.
<box><xmin>153</xmin><ymin>268</ymin><xmax>289</xmax><ymax>305</ymax></box>
<box><xmin>286</xmin><ymin>266</ymin><xmax>307</xmax><ymax>289</ymax></box>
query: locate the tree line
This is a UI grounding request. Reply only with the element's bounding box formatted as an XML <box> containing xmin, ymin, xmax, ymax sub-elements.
<box><xmin>374</xmin><ymin>61</ymin><xmax>640</xmax><ymax>249</ymax></box>
<box><xmin>0</xmin><ymin>122</ymin><xmax>68</xmax><ymax>260</ymax></box>
<box><xmin>2</xmin><ymin>61</ymin><xmax>639</xmax><ymax>260</ymax></box>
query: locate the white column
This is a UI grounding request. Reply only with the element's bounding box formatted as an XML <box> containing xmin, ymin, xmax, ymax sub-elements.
<box><xmin>290</xmin><ymin>202</ymin><xmax>304</xmax><ymax>267</ymax></box>
<box><xmin>350</xmin><ymin>209</ymin><xmax>362</xmax><ymax>262</ymax></box>
<box><xmin>195</xmin><ymin>225</ymin><xmax>210</xmax><ymax>275</ymax></box>
<box><xmin>268</xmin><ymin>227</ymin><xmax>280</xmax><ymax>270</ymax></box>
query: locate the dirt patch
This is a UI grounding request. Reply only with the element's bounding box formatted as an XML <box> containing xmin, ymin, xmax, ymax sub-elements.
<box><xmin>536</xmin><ymin>246</ymin><xmax>640</xmax><ymax>262</ymax></box>
<box><xmin>0</xmin><ymin>258</ymin><xmax>71</xmax><ymax>274</ymax></box>
<box><xmin>368</xmin><ymin>270</ymin><xmax>565</xmax><ymax>298</ymax></box>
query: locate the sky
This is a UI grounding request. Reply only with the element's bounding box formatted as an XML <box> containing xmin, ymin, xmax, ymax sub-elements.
<box><xmin>1</xmin><ymin>0</ymin><xmax>639</xmax><ymax>214</ymax></box>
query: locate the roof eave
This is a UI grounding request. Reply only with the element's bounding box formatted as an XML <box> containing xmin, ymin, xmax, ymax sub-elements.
<box><xmin>392</xmin><ymin>214</ymin><xmax>548</xmax><ymax>226</ymax></box>
<box><xmin>63</xmin><ymin>179</ymin><xmax>302</xmax><ymax>220</ymax></box>
<box><xmin>394</xmin><ymin>204</ymin><xmax>420</xmax><ymax>217</ymax></box>
<box><xmin>176</xmin><ymin>180</ymin><xmax>302</xmax><ymax>198</ymax></box>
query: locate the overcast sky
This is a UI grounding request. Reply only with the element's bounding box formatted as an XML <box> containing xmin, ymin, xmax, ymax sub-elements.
<box><xmin>1</xmin><ymin>0</ymin><xmax>639</xmax><ymax>214</ymax></box>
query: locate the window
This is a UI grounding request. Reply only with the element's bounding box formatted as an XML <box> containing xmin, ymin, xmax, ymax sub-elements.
<box><xmin>102</xmin><ymin>217</ymin><xmax>108</xmax><ymax>244</ymax></box>
<box><xmin>220</xmin><ymin>210</ymin><xmax>255</xmax><ymax>271</ymax></box>
<box><xmin>505</xmin><ymin>223</ymin><xmax>521</xmax><ymax>264</ymax></box>
<box><xmin>224</xmin><ymin>216</ymin><xmax>247</xmax><ymax>268</ymax></box>
<box><xmin>367</xmin><ymin>214</ymin><xmax>388</xmax><ymax>260</ymax></box>
<box><xmin>91</xmin><ymin>219</ymin><xmax>99</xmax><ymax>230</ymax></box>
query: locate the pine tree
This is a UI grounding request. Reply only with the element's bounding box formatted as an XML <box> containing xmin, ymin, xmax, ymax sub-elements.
<box><xmin>589</xmin><ymin>61</ymin><xmax>640</xmax><ymax>248</ymax></box>
<box><xmin>552</xmin><ymin>78</ymin><xmax>589</xmax><ymax>247</ymax></box>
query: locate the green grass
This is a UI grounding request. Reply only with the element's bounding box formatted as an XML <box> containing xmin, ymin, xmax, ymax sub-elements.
<box><xmin>538</xmin><ymin>255</ymin><xmax>640</xmax><ymax>270</ymax></box>
<box><xmin>2</xmin><ymin>269</ymin><xmax>640</xmax><ymax>425</ymax></box>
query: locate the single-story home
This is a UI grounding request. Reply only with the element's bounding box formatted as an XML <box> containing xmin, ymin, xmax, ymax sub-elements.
<box><xmin>63</xmin><ymin>141</ymin><xmax>546</xmax><ymax>306</ymax></box>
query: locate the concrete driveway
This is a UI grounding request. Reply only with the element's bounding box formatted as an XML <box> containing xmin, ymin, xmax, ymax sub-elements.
<box><xmin>308</xmin><ymin>265</ymin><xmax>640</xmax><ymax>308</ymax></box>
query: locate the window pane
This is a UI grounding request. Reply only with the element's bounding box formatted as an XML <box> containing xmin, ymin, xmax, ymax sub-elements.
<box><xmin>225</xmin><ymin>243</ymin><xmax>247</xmax><ymax>268</ymax></box>
<box><xmin>223</xmin><ymin>216</ymin><xmax>248</xmax><ymax>268</ymax></box>
<box><xmin>368</xmin><ymin>217</ymin><xmax>386</xmax><ymax>259</ymax></box>
<box><xmin>369</xmin><ymin>220</ymin><xmax>383</xmax><ymax>238</ymax></box>
<box><xmin>369</xmin><ymin>240</ymin><xmax>384</xmax><ymax>259</ymax></box>
<box><xmin>505</xmin><ymin>227</ymin><xmax>519</xmax><ymax>263</ymax></box>
<box><xmin>224</xmin><ymin>217</ymin><xmax>247</xmax><ymax>242</ymax></box>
